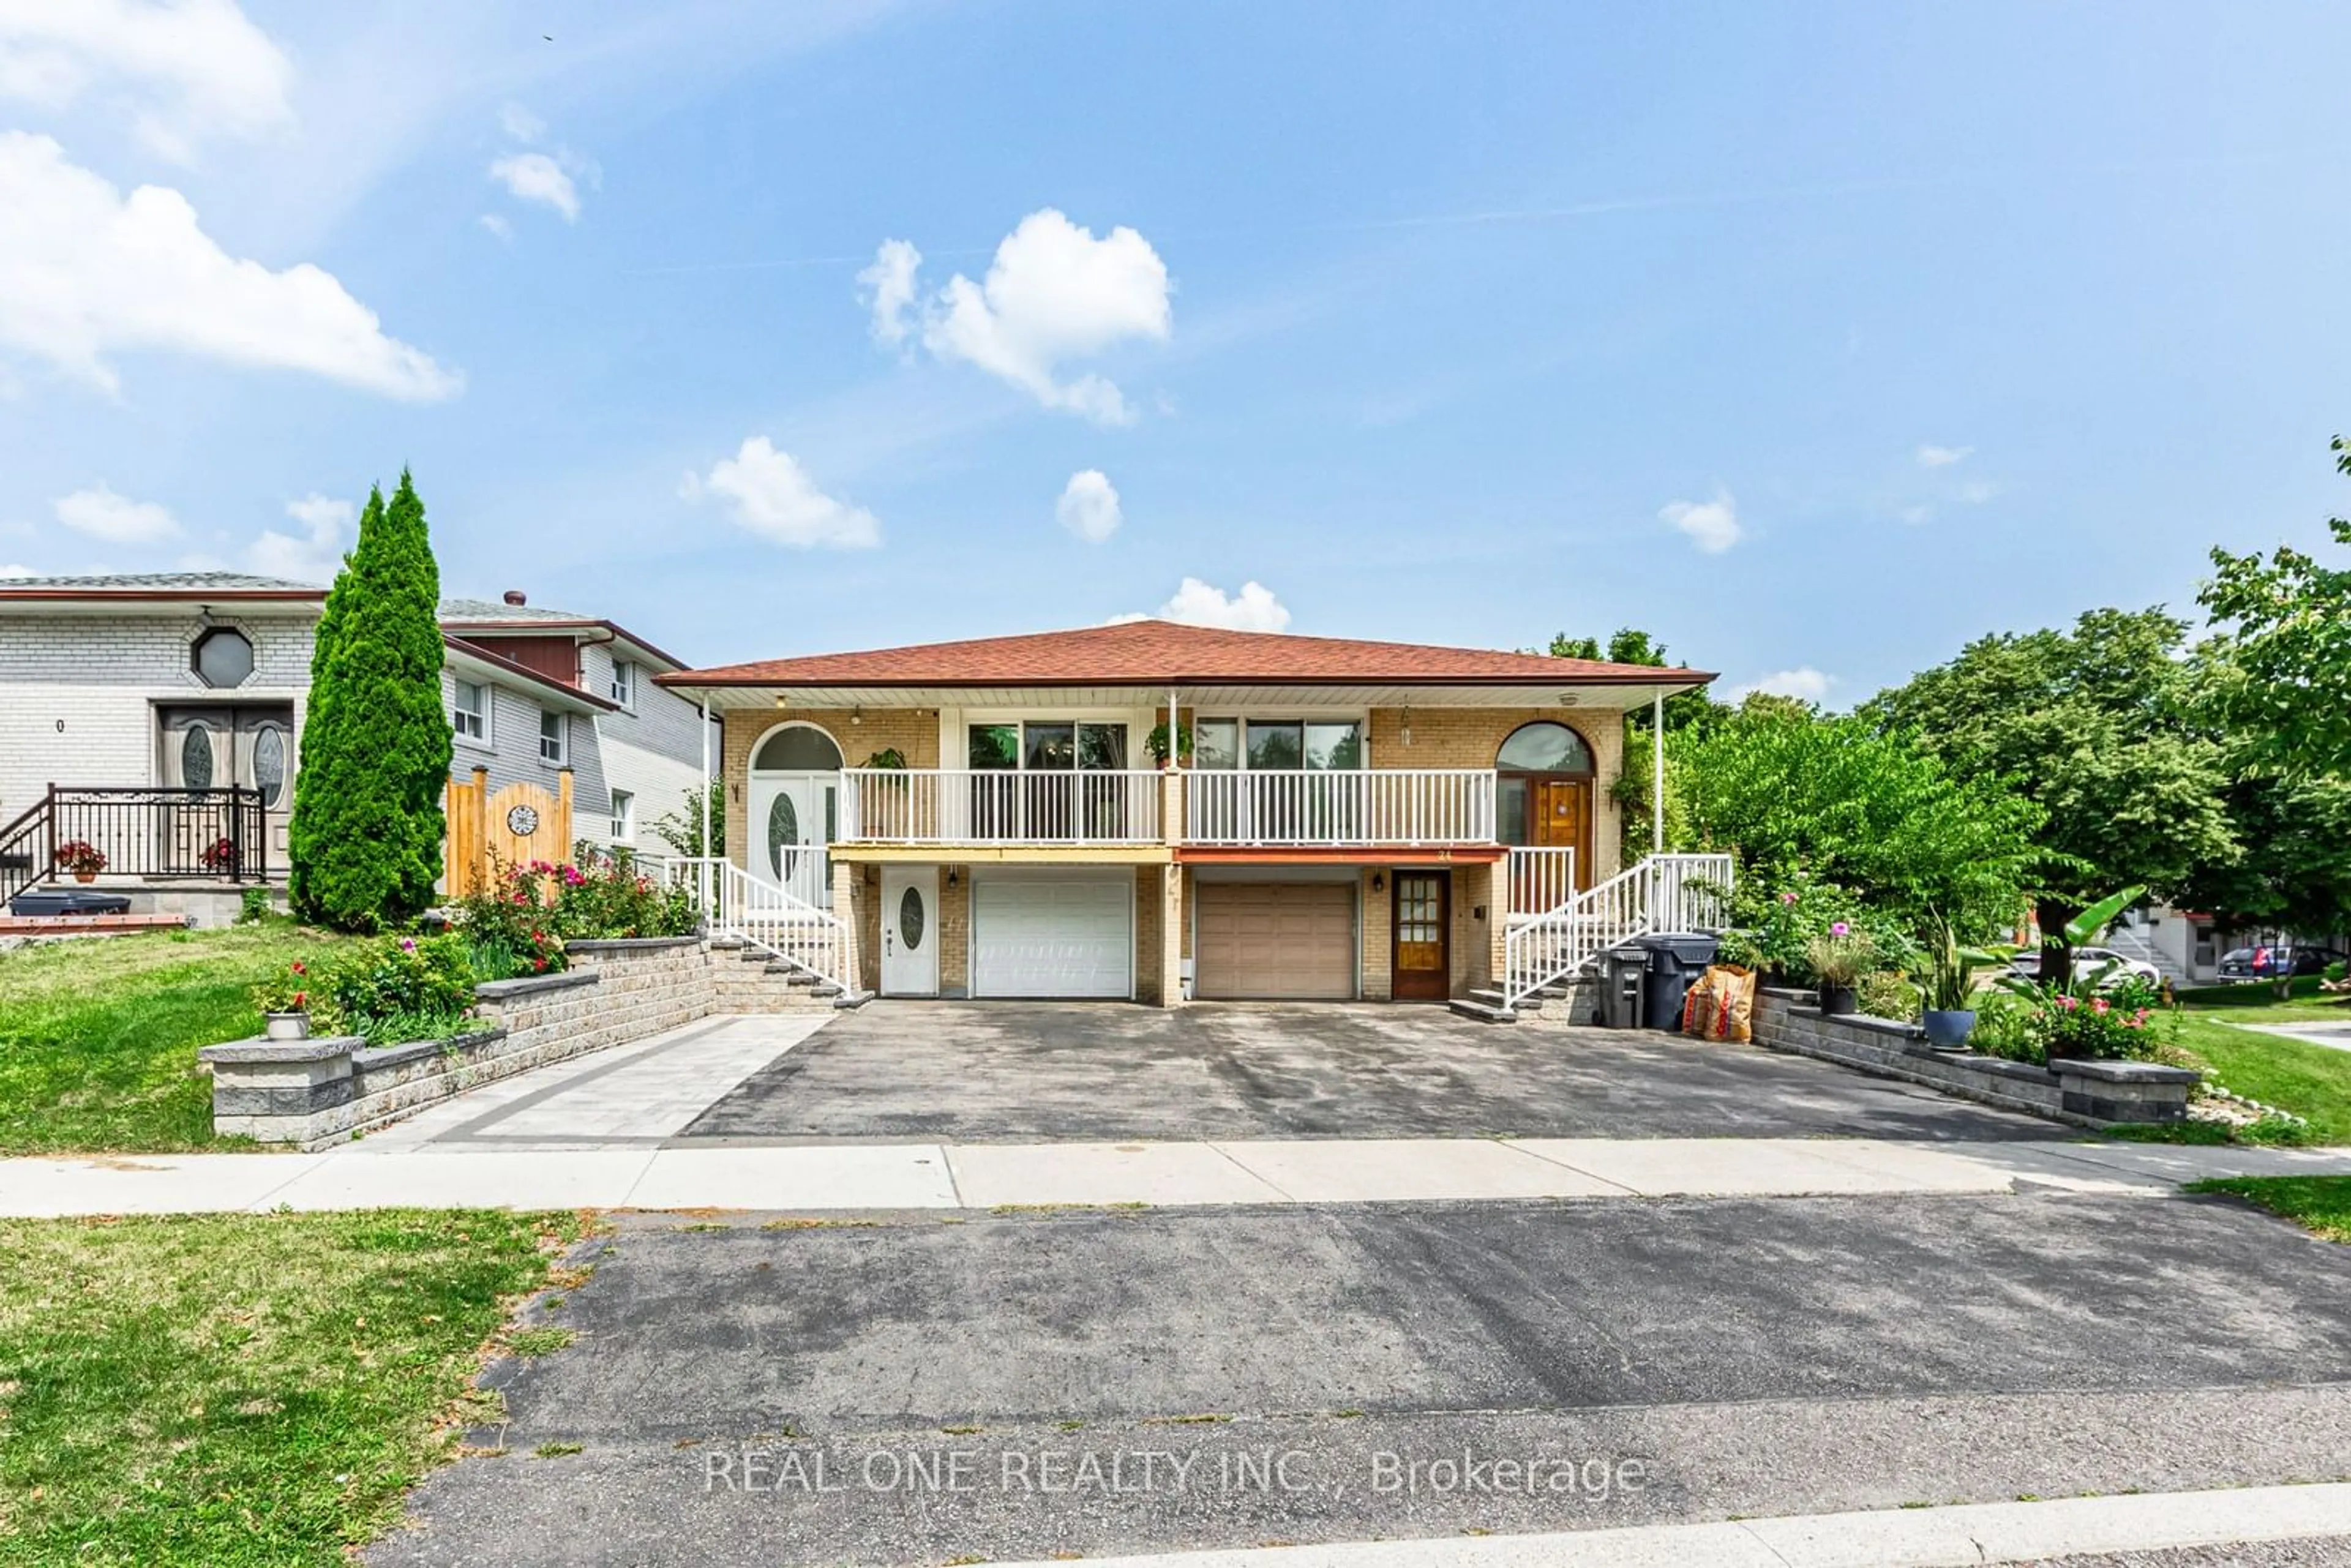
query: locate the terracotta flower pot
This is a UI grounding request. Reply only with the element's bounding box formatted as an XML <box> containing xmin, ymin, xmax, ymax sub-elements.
<box><xmin>72</xmin><ymin>869</ymin><xmax>96</xmax><ymax>884</ymax></box>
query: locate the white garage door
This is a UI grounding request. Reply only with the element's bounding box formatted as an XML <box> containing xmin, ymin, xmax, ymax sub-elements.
<box><xmin>972</xmin><ymin>874</ymin><xmax>1133</xmax><ymax>999</ymax></box>
<box><xmin>1195</xmin><ymin>882</ymin><xmax>1357</xmax><ymax>999</ymax></box>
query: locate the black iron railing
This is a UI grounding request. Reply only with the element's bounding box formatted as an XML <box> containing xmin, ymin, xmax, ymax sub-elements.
<box><xmin>1</xmin><ymin>786</ymin><xmax>268</xmax><ymax>906</ymax></box>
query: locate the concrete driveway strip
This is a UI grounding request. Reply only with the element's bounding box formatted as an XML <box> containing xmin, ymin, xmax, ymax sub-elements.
<box><xmin>0</xmin><ymin>1152</ymin><xmax>328</xmax><ymax>1216</ymax></box>
<box><xmin>1504</xmin><ymin>1137</ymin><xmax>2012</xmax><ymax>1196</ymax></box>
<box><xmin>624</xmin><ymin>1146</ymin><xmax>960</xmax><ymax>1210</ymax></box>
<box><xmin>945</xmin><ymin>1141</ymin><xmax>1291</xmax><ymax>1207</ymax></box>
<box><xmin>1212</xmin><ymin>1139</ymin><xmax>1633</xmax><ymax>1201</ymax></box>
<box><xmin>258</xmin><ymin>1150</ymin><xmax>658</xmax><ymax>1211</ymax></box>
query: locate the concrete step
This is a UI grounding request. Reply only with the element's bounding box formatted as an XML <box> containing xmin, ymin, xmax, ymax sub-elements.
<box><xmin>1447</xmin><ymin>996</ymin><xmax>1518</xmax><ymax>1024</ymax></box>
<box><xmin>1466</xmin><ymin>986</ymin><xmax>1536</xmax><ymax>1013</ymax></box>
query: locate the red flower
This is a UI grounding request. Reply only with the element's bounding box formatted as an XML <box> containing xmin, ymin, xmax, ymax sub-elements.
<box><xmin>291</xmin><ymin>991</ymin><xmax>307</xmax><ymax>1008</ymax></box>
<box><xmin>531</xmin><ymin>956</ymin><xmax>548</xmax><ymax>972</ymax></box>
<box><xmin>289</xmin><ymin>961</ymin><xmax>306</xmax><ymax>976</ymax></box>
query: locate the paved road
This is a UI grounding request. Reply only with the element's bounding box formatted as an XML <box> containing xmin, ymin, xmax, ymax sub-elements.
<box><xmin>369</xmin><ymin>1190</ymin><xmax>2351</xmax><ymax>1566</ymax></box>
<box><xmin>681</xmin><ymin>1000</ymin><xmax>2055</xmax><ymax>1143</ymax></box>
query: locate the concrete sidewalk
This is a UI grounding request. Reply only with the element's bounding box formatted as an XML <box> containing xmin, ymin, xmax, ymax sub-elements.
<box><xmin>6</xmin><ymin>1134</ymin><xmax>2347</xmax><ymax>1217</ymax></box>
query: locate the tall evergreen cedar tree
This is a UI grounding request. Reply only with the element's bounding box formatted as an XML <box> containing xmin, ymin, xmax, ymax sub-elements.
<box><xmin>287</xmin><ymin>473</ymin><xmax>454</xmax><ymax>931</ymax></box>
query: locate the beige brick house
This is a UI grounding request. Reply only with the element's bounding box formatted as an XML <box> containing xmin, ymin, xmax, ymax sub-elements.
<box><xmin>661</xmin><ymin>621</ymin><xmax>1717</xmax><ymax>1010</ymax></box>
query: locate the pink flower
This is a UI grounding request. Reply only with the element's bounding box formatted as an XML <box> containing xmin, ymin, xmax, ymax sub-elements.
<box><xmin>2092</xmin><ymin>998</ymin><xmax>2110</xmax><ymax>1015</ymax></box>
<box><xmin>1780</xmin><ymin>891</ymin><xmax>1799</xmax><ymax>906</ymax></box>
<box><xmin>1830</xmin><ymin>921</ymin><xmax>1850</xmax><ymax>937</ymax></box>
<box><xmin>2059</xmin><ymin>996</ymin><xmax>2079</xmax><ymax>1010</ymax></box>
<box><xmin>399</xmin><ymin>937</ymin><xmax>417</xmax><ymax>953</ymax></box>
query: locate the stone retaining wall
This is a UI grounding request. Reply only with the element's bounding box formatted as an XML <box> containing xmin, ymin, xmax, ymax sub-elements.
<box><xmin>1751</xmin><ymin>987</ymin><xmax>2199</xmax><ymax>1128</ymax></box>
<box><xmin>203</xmin><ymin>936</ymin><xmax>728</xmax><ymax>1149</ymax></box>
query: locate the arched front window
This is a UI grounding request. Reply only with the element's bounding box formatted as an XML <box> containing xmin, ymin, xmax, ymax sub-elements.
<box><xmin>751</xmin><ymin>724</ymin><xmax>844</xmax><ymax>772</ymax></box>
<box><xmin>1496</xmin><ymin>721</ymin><xmax>1595</xmax><ymax>850</ymax></box>
<box><xmin>1496</xmin><ymin>721</ymin><xmax>1594</xmax><ymax>775</ymax></box>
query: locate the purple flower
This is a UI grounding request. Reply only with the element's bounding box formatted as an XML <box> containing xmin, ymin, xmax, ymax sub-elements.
<box><xmin>1829</xmin><ymin>921</ymin><xmax>1850</xmax><ymax>937</ymax></box>
<box><xmin>399</xmin><ymin>937</ymin><xmax>418</xmax><ymax>953</ymax></box>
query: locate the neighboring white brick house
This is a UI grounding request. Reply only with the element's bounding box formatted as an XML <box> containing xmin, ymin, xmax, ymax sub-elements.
<box><xmin>0</xmin><ymin>575</ymin><xmax>714</xmax><ymax>896</ymax></box>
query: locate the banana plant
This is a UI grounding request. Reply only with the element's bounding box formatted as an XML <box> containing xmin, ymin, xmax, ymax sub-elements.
<box><xmin>1998</xmin><ymin>884</ymin><xmax>2148</xmax><ymax>1000</ymax></box>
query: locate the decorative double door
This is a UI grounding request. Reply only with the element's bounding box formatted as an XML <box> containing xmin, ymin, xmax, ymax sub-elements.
<box><xmin>157</xmin><ymin>705</ymin><xmax>294</xmax><ymax>859</ymax></box>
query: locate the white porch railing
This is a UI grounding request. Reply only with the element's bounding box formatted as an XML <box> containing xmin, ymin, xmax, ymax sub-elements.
<box><xmin>840</xmin><ymin>768</ymin><xmax>1161</xmax><ymax>846</ymax></box>
<box><xmin>651</xmin><ymin>855</ymin><xmax>850</xmax><ymax>992</ymax></box>
<box><xmin>1184</xmin><ymin>768</ymin><xmax>1495</xmax><ymax>846</ymax></box>
<box><xmin>1503</xmin><ymin>846</ymin><xmax>1577</xmax><ymax>917</ymax></box>
<box><xmin>1504</xmin><ymin>852</ymin><xmax>1734</xmax><ymax>1008</ymax></box>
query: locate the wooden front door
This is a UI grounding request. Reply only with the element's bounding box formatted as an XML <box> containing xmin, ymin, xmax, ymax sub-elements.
<box><xmin>1531</xmin><ymin>778</ymin><xmax>1592</xmax><ymax>887</ymax></box>
<box><xmin>1392</xmin><ymin>870</ymin><xmax>1450</xmax><ymax>1000</ymax></box>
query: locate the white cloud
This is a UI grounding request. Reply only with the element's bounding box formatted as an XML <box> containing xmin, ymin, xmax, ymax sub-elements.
<box><xmin>858</xmin><ymin>238</ymin><xmax>920</xmax><ymax>347</ymax></box>
<box><xmin>55</xmin><ymin>482</ymin><xmax>178</xmax><ymax>543</ymax></box>
<box><xmin>1916</xmin><ymin>443</ymin><xmax>1971</xmax><ymax>468</ymax></box>
<box><xmin>863</xmin><ymin>209</ymin><xmax>1174</xmax><ymax>424</ymax></box>
<box><xmin>1897</xmin><ymin>503</ymin><xmax>1933</xmax><ymax>527</ymax></box>
<box><xmin>1730</xmin><ymin>667</ymin><xmax>1834</xmax><ymax>703</ymax></box>
<box><xmin>478</xmin><ymin>212</ymin><xmax>512</xmax><ymax>242</ymax></box>
<box><xmin>0</xmin><ymin>133</ymin><xmax>460</xmax><ymax>399</ymax></box>
<box><xmin>0</xmin><ymin>563</ymin><xmax>33</xmax><ymax>577</ymax></box>
<box><xmin>498</xmin><ymin>102</ymin><xmax>546</xmax><ymax>143</ymax></box>
<box><xmin>1056</xmin><ymin>469</ymin><xmax>1121</xmax><ymax>542</ymax></box>
<box><xmin>0</xmin><ymin>0</ymin><xmax>294</xmax><ymax>160</ymax></box>
<box><xmin>1957</xmin><ymin>479</ymin><xmax>1998</xmax><ymax>505</ymax></box>
<box><xmin>1659</xmin><ymin>490</ymin><xmax>1742</xmax><ymax>553</ymax></box>
<box><xmin>487</xmin><ymin>151</ymin><xmax>579</xmax><ymax>222</ymax></box>
<box><xmin>680</xmin><ymin>437</ymin><xmax>880</xmax><ymax>549</ymax></box>
<box><xmin>1112</xmin><ymin>577</ymin><xmax>1290</xmax><ymax>632</ymax></box>
<box><xmin>245</xmin><ymin>492</ymin><xmax>351</xmax><ymax>583</ymax></box>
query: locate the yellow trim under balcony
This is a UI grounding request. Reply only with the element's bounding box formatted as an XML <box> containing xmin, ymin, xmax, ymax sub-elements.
<box><xmin>830</xmin><ymin>842</ymin><xmax>1173</xmax><ymax>865</ymax></box>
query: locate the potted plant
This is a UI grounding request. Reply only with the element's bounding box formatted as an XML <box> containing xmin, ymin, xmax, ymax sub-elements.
<box><xmin>54</xmin><ymin>839</ymin><xmax>105</xmax><ymax>883</ymax></box>
<box><xmin>252</xmin><ymin>959</ymin><xmax>315</xmax><ymax>1040</ymax></box>
<box><xmin>1144</xmin><ymin>721</ymin><xmax>1193</xmax><ymax>769</ymax></box>
<box><xmin>199</xmin><ymin>836</ymin><xmax>239</xmax><ymax>874</ymax></box>
<box><xmin>1805</xmin><ymin>922</ymin><xmax>1873</xmax><ymax>1015</ymax></box>
<box><xmin>1919</xmin><ymin>917</ymin><xmax>2009</xmax><ymax>1048</ymax></box>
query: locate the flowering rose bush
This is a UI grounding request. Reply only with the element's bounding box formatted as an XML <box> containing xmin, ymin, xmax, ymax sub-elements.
<box><xmin>251</xmin><ymin>959</ymin><xmax>313</xmax><ymax>1015</ymax></box>
<box><xmin>249</xmin><ymin>936</ymin><xmax>479</xmax><ymax>1043</ymax></box>
<box><xmin>2020</xmin><ymin>975</ymin><xmax>2164</xmax><ymax>1062</ymax></box>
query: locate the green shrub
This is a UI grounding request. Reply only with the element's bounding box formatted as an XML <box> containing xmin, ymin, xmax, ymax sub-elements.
<box><xmin>1971</xmin><ymin>990</ymin><xmax>2045</xmax><ymax>1063</ymax></box>
<box><xmin>320</xmin><ymin>934</ymin><xmax>477</xmax><ymax>1044</ymax></box>
<box><xmin>1856</xmin><ymin>970</ymin><xmax>1921</xmax><ymax>1022</ymax></box>
<box><xmin>236</xmin><ymin>887</ymin><xmax>274</xmax><ymax>925</ymax></box>
<box><xmin>2017</xmin><ymin>976</ymin><xmax>2164</xmax><ymax>1063</ymax></box>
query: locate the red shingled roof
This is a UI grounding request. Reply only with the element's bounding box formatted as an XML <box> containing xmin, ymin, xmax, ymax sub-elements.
<box><xmin>660</xmin><ymin>620</ymin><xmax>1712</xmax><ymax>688</ymax></box>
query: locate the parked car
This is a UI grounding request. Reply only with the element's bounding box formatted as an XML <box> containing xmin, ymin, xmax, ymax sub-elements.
<box><xmin>2218</xmin><ymin>945</ymin><xmax>2347</xmax><ymax>980</ymax></box>
<box><xmin>2006</xmin><ymin>946</ymin><xmax>2162</xmax><ymax>989</ymax></box>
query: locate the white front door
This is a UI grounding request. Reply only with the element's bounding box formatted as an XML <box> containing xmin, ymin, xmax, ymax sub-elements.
<box><xmin>880</xmin><ymin>865</ymin><xmax>939</xmax><ymax>997</ymax></box>
<box><xmin>749</xmin><ymin>771</ymin><xmax>835</xmax><ymax>906</ymax></box>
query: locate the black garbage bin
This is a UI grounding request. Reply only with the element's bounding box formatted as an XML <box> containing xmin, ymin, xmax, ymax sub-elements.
<box><xmin>1599</xmin><ymin>948</ymin><xmax>1648</xmax><ymax>1029</ymax></box>
<box><xmin>1640</xmin><ymin>932</ymin><xmax>1722</xmax><ymax>1030</ymax></box>
<box><xmin>9</xmin><ymin>888</ymin><xmax>134</xmax><ymax>918</ymax></box>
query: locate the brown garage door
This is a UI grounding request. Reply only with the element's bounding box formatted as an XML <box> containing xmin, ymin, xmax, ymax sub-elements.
<box><xmin>1195</xmin><ymin>882</ymin><xmax>1356</xmax><ymax>999</ymax></box>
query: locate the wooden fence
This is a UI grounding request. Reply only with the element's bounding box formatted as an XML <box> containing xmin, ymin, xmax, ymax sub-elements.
<box><xmin>444</xmin><ymin>767</ymin><xmax>572</xmax><ymax>898</ymax></box>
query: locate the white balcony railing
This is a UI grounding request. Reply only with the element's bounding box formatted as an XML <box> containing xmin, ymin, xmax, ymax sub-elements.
<box><xmin>841</xmin><ymin>768</ymin><xmax>1162</xmax><ymax>846</ymax></box>
<box><xmin>1183</xmin><ymin>768</ymin><xmax>1495</xmax><ymax>847</ymax></box>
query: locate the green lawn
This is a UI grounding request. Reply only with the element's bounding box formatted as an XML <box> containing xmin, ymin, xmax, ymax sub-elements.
<box><xmin>2186</xmin><ymin>1176</ymin><xmax>2351</xmax><ymax>1242</ymax></box>
<box><xmin>2165</xmin><ymin>995</ymin><xmax>2351</xmax><ymax>1146</ymax></box>
<box><xmin>0</xmin><ymin>1208</ymin><xmax>583</xmax><ymax>1567</ymax></box>
<box><xmin>0</xmin><ymin>923</ymin><xmax>356</xmax><ymax>1154</ymax></box>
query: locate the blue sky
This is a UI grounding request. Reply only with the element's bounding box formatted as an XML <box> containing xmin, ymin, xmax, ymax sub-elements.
<box><xmin>2</xmin><ymin>2</ymin><xmax>2347</xmax><ymax>703</ymax></box>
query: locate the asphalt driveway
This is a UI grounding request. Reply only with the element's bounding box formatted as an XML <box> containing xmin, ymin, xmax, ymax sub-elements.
<box><xmin>679</xmin><ymin>999</ymin><xmax>2053</xmax><ymax>1143</ymax></box>
<box><xmin>370</xmin><ymin>1191</ymin><xmax>2351</xmax><ymax>1566</ymax></box>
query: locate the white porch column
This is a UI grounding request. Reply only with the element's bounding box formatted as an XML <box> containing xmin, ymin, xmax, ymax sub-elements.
<box><xmin>1651</xmin><ymin>692</ymin><xmax>1665</xmax><ymax>855</ymax></box>
<box><xmin>699</xmin><ymin>694</ymin><xmax>714</xmax><ymax>909</ymax></box>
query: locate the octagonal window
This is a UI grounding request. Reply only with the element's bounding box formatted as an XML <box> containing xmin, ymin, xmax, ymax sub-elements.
<box><xmin>192</xmin><ymin>628</ymin><xmax>255</xmax><ymax>688</ymax></box>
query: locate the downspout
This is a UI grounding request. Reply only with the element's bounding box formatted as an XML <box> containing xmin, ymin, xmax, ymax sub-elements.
<box><xmin>1651</xmin><ymin>691</ymin><xmax>1665</xmax><ymax>855</ymax></box>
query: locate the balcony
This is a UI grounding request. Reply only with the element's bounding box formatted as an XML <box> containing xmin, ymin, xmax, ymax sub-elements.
<box><xmin>837</xmin><ymin>766</ymin><xmax>1497</xmax><ymax>850</ymax></box>
<box><xmin>1183</xmin><ymin>768</ymin><xmax>1494</xmax><ymax>847</ymax></box>
<box><xmin>841</xmin><ymin>768</ymin><xmax>1163</xmax><ymax>847</ymax></box>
